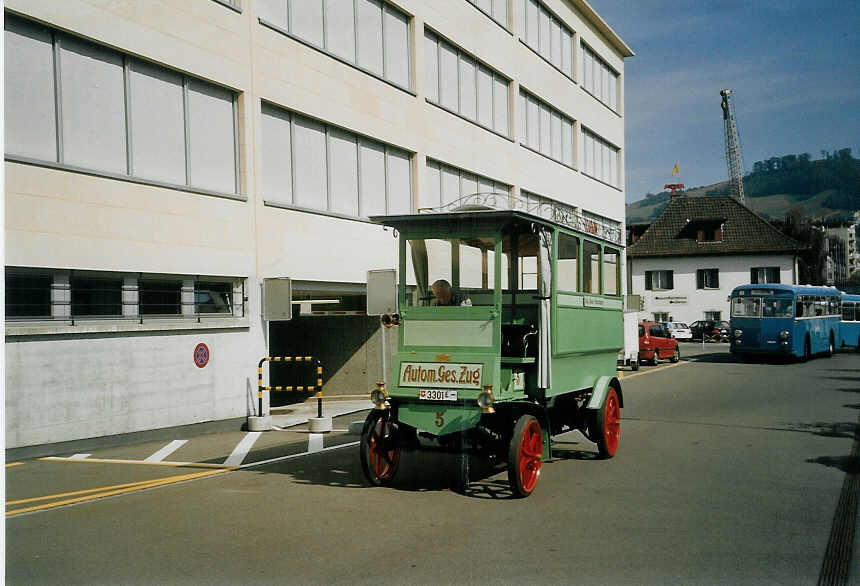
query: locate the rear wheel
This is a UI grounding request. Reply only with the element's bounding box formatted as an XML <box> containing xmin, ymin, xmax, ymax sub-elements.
<box><xmin>590</xmin><ymin>386</ymin><xmax>621</xmax><ymax>459</ymax></box>
<box><xmin>825</xmin><ymin>334</ymin><xmax>834</xmax><ymax>358</ymax></box>
<box><xmin>507</xmin><ymin>415</ymin><xmax>543</xmax><ymax>498</ymax></box>
<box><xmin>359</xmin><ymin>410</ymin><xmax>401</xmax><ymax>486</ymax></box>
<box><xmin>631</xmin><ymin>359</ymin><xmax>639</xmax><ymax>371</ymax></box>
<box><xmin>801</xmin><ymin>337</ymin><xmax>811</xmax><ymax>362</ymax></box>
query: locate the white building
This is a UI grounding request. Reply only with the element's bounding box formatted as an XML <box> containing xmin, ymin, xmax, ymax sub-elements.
<box><xmin>4</xmin><ymin>0</ymin><xmax>633</xmax><ymax>448</ymax></box>
<box><xmin>824</xmin><ymin>224</ymin><xmax>857</xmax><ymax>283</ymax></box>
<box><xmin>627</xmin><ymin>196</ymin><xmax>805</xmax><ymax>325</ymax></box>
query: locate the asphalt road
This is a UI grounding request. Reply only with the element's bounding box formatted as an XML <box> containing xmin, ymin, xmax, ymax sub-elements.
<box><xmin>6</xmin><ymin>344</ymin><xmax>859</xmax><ymax>585</ymax></box>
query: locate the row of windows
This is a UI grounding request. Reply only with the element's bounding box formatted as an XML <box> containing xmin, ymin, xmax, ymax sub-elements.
<box><xmin>581</xmin><ymin>128</ymin><xmax>620</xmax><ymax>188</ymax></box>
<box><xmin>796</xmin><ymin>295</ymin><xmax>841</xmax><ymax>318</ymax></box>
<box><xmin>645</xmin><ymin>267</ymin><xmax>781</xmax><ymax>291</ymax></box>
<box><xmin>557</xmin><ymin>232</ymin><xmax>620</xmax><ymax>295</ymax></box>
<box><xmin>257</xmin><ymin>0</ymin><xmax>410</xmax><ymax>90</ymax></box>
<box><xmin>519</xmin><ymin>89</ymin><xmax>575</xmax><ymax>167</ymax></box>
<box><xmin>261</xmin><ymin>103</ymin><xmax>411</xmax><ymax>217</ymax></box>
<box><xmin>424</xmin><ymin>30</ymin><xmax>510</xmax><ymax>136</ymax></box>
<box><xmin>581</xmin><ymin>44</ymin><xmax>618</xmax><ymax>111</ymax></box>
<box><xmin>466</xmin><ymin>0</ymin><xmax>509</xmax><ymax>29</ymax></box>
<box><xmin>5</xmin><ymin>269</ymin><xmax>242</xmax><ymax>320</ymax></box>
<box><xmin>422</xmin><ymin>159</ymin><xmax>510</xmax><ymax>211</ymax></box>
<box><xmin>520</xmin><ymin>0</ymin><xmax>574</xmax><ymax>78</ymax></box>
<box><xmin>4</xmin><ymin>16</ymin><xmax>238</xmax><ymax>194</ymax></box>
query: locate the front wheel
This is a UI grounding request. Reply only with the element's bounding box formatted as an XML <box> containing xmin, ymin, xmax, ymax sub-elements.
<box><xmin>631</xmin><ymin>359</ymin><xmax>639</xmax><ymax>371</ymax></box>
<box><xmin>507</xmin><ymin>415</ymin><xmax>543</xmax><ymax>498</ymax></box>
<box><xmin>670</xmin><ymin>347</ymin><xmax>680</xmax><ymax>363</ymax></box>
<box><xmin>825</xmin><ymin>335</ymin><xmax>834</xmax><ymax>358</ymax></box>
<box><xmin>590</xmin><ymin>386</ymin><xmax>621</xmax><ymax>459</ymax></box>
<box><xmin>801</xmin><ymin>337</ymin><xmax>811</xmax><ymax>363</ymax></box>
<box><xmin>359</xmin><ymin>410</ymin><xmax>401</xmax><ymax>486</ymax></box>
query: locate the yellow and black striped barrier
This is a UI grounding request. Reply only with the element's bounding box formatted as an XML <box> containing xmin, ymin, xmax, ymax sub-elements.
<box><xmin>257</xmin><ymin>356</ymin><xmax>324</xmax><ymax>418</ymax></box>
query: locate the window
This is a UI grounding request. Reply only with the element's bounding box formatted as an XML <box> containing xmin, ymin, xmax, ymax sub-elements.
<box><xmin>843</xmin><ymin>302</ymin><xmax>856</xmax><ymax>322</ymax></box>
<box><xmin>405</xmin><ymin>237</ymin><xmax>502</xmax><ymax>307</ymax></box>
<box><xmin>71</xmin><ymin>276</ymin><xmax>122</xmax><ymax>317</ymax></box>
<box><xmin>521</xmin><ymin>0</ymin><xmax>574</xmax><ymax>77</ymax></box>
<box><xmin>5</xmin><ymin>270</ymin><xmax>52</xmax><ymax>318</ymax></box>
<box><xmin>4</xmin><ymin>16</ymin><xmax>239</xmax><ymax>194</ymax></box>
<box><xmin>467</xmin><ymin>0</ymin><xmax>509</xmax><ymax>29</ymax></box>
<box><xmin>582</xmin><ymin>240</ymin><xmax>601</xmax><ymax>293</ymax></box>
<box><xmin>581</xmin><ymin>43</ymin><xmax>618</xmax><ymax>111</ymax></box>
<box><xmin>696</xmin><ymin>269</ymin><xmax>719</xmax><ymax>289</ymax></box>
<box><xmin>422</xmin><ymin>159</ymin><xmax>509</xmax><ymax>210</ymax></box>
<box><xmin>261</xmin><ymin>103</ymin><xmax>413</xmax><ymax>218</ymax></box>
<box><xmin>424</xmin><ymin>30</ymin><xmax>510</xmax><ymax>136</ymax></box>
<box><xmin>557</xmin><ymin>232</ymin><xmax>579</xmax><ymax>291</ymax></box>
<box><xmin>603</xmin><ymin>248</ymin><xmax>620</xmax><ymax>296</ymax></box>
<box><xmin>704</xmin><ymin>311</ymin><xmax>721</xmax><ymax>322</ymax></box>
<box><xmin>518</xmin><ymin>89</ymin><xmax>574</xmax><ymax>166</ymax></box>
<box><xmin>581</xmin><ymin>128</ymin><xmax>619</xmax><ymax>187</ymax></box>
<box><xmin>139</xmin><ymin>280</ymin><xmax>182</xmax><ymax>315</ymax></box>
<box><xmin>731</xmin><ymin>297</ymin><xmax>760</xmax><ymax>317</ymax></box>
<box><xmin>762</xmin><ymin>298</ymin><xmax>793</xmax><ymax>318</ymax></box>
<box><xmin>750</xmin><ymin>267</ymin><xmax>780</xmax><ymax>284</ymax></box>
<box><xmin>259</xmin><ymin>0</ymin><xmax>410</xmax><ymax>89</ymax></box>
<box><xmin>652</xmin><ymin>313</ymin><xmax>669</xmax><ymax>324</ymax></box>
<box><xmin>196</xmin><ymin>281</ymin><xmax>233</xmax><ymax>314</ymax></box>
<box><xmin>645</xmin><ymin>270</ymin><xmax>673</xmax><ymax>291</ymax></box>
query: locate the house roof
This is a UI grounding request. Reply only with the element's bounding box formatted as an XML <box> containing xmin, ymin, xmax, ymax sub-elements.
<box><xmin>627</xmin><ymin>196</ymin><xmax>806</xmax><ymax>258</ymax></box>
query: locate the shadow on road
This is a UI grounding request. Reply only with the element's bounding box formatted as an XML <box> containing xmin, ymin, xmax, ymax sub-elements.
<box><xmin>682</xmin><ymin>352</ymin><xmax>739</xmax><ymax>364</ymax></box>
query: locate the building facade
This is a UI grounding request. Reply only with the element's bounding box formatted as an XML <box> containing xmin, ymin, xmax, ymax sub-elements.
<box><xmin>628</xmin><ymin>196</ymin><xmax>805</xmax><ymax>325</ymax></box>
<box><xmin>4</xmin><ymin>0</ymin><xmax>632</xmax><ymax>448</ymax></box>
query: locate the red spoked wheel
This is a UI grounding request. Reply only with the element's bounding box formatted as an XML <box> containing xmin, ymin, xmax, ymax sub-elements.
<box><xmin>359</xmin><ymin>410</ymin><xmax>401</xmax><ymax>486</ymax></box>
<box><xmin>507</xmin><ymin>415</ymin><xmax>543</xmax><ymax>498</ymax></box>
<box><xmin>591</xmin><ymin>386</ymin><xmax>621</xmax><ymax>458</ymax></box>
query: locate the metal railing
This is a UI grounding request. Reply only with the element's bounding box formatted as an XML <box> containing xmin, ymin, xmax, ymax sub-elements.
<box><xmin>256</xmin><ymin>356</ymin><xmax>324</xmax><ymax>418</ymax></box>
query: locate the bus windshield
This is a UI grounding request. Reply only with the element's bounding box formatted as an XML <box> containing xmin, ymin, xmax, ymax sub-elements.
<box><xmin>405</xmin><ymin>237</ymin><xmax>505</xmax><ymax>307</ymax></box>
<box><xmin>732</xmin><ymin>296</ymin><xmax>794</xmax><ymax>318</ymax></box>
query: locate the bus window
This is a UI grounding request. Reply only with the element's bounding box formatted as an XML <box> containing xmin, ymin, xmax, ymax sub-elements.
<box><xmin>802</xmin><ymin>296</ymin><xmax>814</xmax><ymax>318</ymax></box>
<box><xmin>815</xmin><ymin>296</ymin><xmax>825</xmax><ymax>317</ymax></box>
<box><xmin>516</xmin><ymin>233</ymin><xmax>539</xmax><ymax>290</ymax></box>
<box><xmin>762</xmin><ymin>298</ymin><xmax>793</xmax><ymax>318</ymax></box>
<box><xmin>457</xmin><ymin>237</ymin><xmax>504</xmax><ymax>305</ymax></box>
<box><xmin>843</xmin><ymin>302</ymin><xmax>855</xmax><ymax>322</ymax></box>
<box><xmin>732</xmin><ymin>297</ymin><xmax>760</xmax><ymax>317</ymax></box>
<box><xmin>603</xmin><ymin>248</ymin><xmax>620</xmax><ymax>296</ymax></box>
<box><xmin>828</xmin><ymin>297</ymin><xmax>840</xmax><ymax>316</ymax></box>
<box><xmin>557</xmin><ymin>233</ymin><xmax>579</xmax><ymax>292</ymax></box>
<box><xmin>582</xmin><ymin>240</ymin><xmax>600</xmax><ymax>293</ymax></box>
<box><xmin>407</xmin><ymin>237</ymin><xmax>499</xmax><ymax>307</ymax></box>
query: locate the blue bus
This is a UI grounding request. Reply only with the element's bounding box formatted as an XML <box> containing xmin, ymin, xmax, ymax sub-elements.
<box><xmin>729</xmin><ymin>284</ymin><xmax>842</xmax><ymax>362</ymax></box>
<box><xmin>840</xmin><ymin>293</ymin><xmax>860</xmax><ymax>351</ymax></box>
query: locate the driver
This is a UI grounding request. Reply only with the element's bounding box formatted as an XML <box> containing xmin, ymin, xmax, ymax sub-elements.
<box><xmin>430</xmin><ymin>279</ymin><xmax>472</xmax><ymax>307</ymax></box>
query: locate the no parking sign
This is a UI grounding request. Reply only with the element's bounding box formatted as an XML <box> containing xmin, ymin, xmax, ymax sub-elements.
<box><xmin>194</xmin><ymin>343</ymin><xmax>210</xmax><ymax>368</ymax></box>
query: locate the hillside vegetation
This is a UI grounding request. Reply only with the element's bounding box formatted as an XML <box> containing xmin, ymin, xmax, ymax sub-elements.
<box><xmin>627</xmin><ymin>149</ymin><xmax>860</xmax><ymax>224</ymax></box>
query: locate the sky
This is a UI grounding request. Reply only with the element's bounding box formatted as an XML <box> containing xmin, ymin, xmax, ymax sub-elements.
<box><xmin>587</xmin><ymin>0</ymin><xmax>860</xmax><ymax>203</ymax></box>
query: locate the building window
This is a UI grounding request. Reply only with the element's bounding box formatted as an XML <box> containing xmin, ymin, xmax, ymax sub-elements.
<box><xmin>424</xmin><ymin>30</ymin><xmax>510</xmax><ymax>137</ymax></box>
<box><xmin>750</xmin><ymin>267</ymin><xmax>780</xmax><ymax>284</ymax></box>
<box><xmin>518</xmin><ymin>89</ymin><xmax>574</xmax><ymax>166</ymax></box>
<box><xmin>645</xmin><ymin>270</ymin><xmax>673</xmax><ymax>291</ymax></box>
<box><xmin>581</xmin><ymin>127</ymin><xmax>619</xmax><ymax>188</ymax></box>
<box><xmin>422</xmin><ymin>159</ymin><xmax>510</xmax><ymax>211</ymax></box>
<box><xmin>258</xmin><ymin>0</ymin><xmax>411</xmax><ymax>90</ymax></box>
<box><xmin>653</xmin><ymin>312</ymin><xmax>669</xmax><ymax>323</ymax></box>
<box><xmin>696</xmin><ymin>269</ymin><xmax>719</xmax><ymax>289</ymax></box>
<box><xmin>71</xmin><ymin>276</ymin><xmax>123</xmax><ymax>317</ymax></box>
<box><xmin>5</xmin><ymin>270</ymin><xmax>52</xmax><ymax>318</ymax></box>
<box><xmin>520</xmin><ymin>0</ymin><xmax>574</xmax><ymax>78</ymax></box>
<box><xmin>139</xmin><ymin>279</ymin><xmax>182</xmax><ymax>315</ymax></box>
<box><xmin>195</xmin><ymin>281</ymin><xmax>233</xmax><ymax>314</ymax></box>
<box><xmin>704</xmin><ymin>311</ymin><xmax>721</xmax><ymax>322</ymax></box>
<box><xmin>4</xmin><ymin>15</ymin><xmax>239</xmax><ymax>195</ymax></box>
<box><xmin>581</xmin><ymin>42</ymin><xmax>618</xmax><ymax>111</ymax></box>
<box><xmin>261</xmin><ymin>102</ymin><xmax>413</xmax><ymax>217</ymax></box>
<box><xmin>466</xmin><ymin>0</ymin><xmax>509</xmax><ymax>29</ymax></box>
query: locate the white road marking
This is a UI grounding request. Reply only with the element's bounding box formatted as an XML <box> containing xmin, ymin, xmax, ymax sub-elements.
<box><xmin>239</xmin><ymin>441</ymin><xmax>359</xmax><ymax>470</ymax></box>
<box><xmin>69</xmin><ymin>454</ymin><xmax>91</xmax><ymax>460</ymax></box>
<box><xmin>223</xmin><ymin>432</ymin><xmax>261</xmax><ymax>467</ymax></box>
<box><xmin>144</xmin><ymin>440</ymin><xmax>188</xmax><ymax>462</ymax></box>
<box><xmin>308</xmin><ymin>433</ymin><xmax>324</xmax><ymax>453</ymax></box>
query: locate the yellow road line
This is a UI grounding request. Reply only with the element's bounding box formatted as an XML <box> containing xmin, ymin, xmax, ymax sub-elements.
<box><xmin>39</xmin><ymin>456</ymin><xmax>235</xmax><ymax>469</ymax></box>
<box><xmin>6</xmin><ymin>468</ymin><xmax>227</xmax><ymax>516</ymax></box>
<box><xmin>621</xmin><ymin>360</ymin><xmax>689</xmax><ymax>379</ymax></box>
<box><xmin>5</xmin><ymin>462</ymin><xmax>23</xmax><ymax>468</ymax></box>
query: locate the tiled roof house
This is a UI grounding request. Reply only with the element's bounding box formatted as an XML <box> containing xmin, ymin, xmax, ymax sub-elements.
<box><xmin>627</xmin><ymin>196</ymin><xmax>805</xmax><ymax>324</ymax></box>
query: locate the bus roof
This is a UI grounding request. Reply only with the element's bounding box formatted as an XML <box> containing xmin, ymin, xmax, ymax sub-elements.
<box><xmin>370</xmin><ymin>192</ymin><xmax>624</xmax><ymax>246</ymax></box>
<box><xmin>842</xmin><ymin>292</ymin><xmax>860</xmax><ymax>302</ymax></box>
<box><xmin>731</xmin><ymin>283</ymin><xmax>842</xmax><ymax>296</ymax></box>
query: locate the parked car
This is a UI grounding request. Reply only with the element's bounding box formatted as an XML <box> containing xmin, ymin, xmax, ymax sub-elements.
<box><xmin>690</xmin><ymin>320</ymin><xmax>729</xmax><ymax>342</ymax></box>
<box><xmin>663</xmin><ymin>321</ymin><xmax>693</xmax><ymax>341</ymax></box>
<box><xmin>639</xmin><ymin>321</ymin><xmax>680</xmax><ymax>365</ymax></box>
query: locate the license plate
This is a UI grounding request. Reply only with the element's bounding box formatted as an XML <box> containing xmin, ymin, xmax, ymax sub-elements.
<box><xmin>418</xmin><ymin>389</ymin><xmax>458</xmax><ymax>402</ymax></box>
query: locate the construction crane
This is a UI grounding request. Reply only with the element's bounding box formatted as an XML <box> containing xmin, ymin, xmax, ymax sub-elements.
<box><xmin>720</xmin><ymin>89</ymin><xmax>746</xmax><ymax>206</ymax></box>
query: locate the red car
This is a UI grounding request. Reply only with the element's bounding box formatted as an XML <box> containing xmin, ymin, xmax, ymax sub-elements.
<box><xmin>639</xmin><ymin>321</ymin><xmax>680</xmax><ymax>365</ymax></box>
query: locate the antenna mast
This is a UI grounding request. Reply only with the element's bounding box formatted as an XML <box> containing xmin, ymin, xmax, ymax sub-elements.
<box><xmin>720</xmin><ymin>89</ymin><xmax>746</xmax><ymax>206</ymax></box>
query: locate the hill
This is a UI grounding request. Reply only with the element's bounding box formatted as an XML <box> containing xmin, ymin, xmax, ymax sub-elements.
<box><xmin>627</xmin><ymin>149</ymin><xmax>860</xmax><ymax>224</ymax></box>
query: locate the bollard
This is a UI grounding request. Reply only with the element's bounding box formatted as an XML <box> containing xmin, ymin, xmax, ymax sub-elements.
<box><xmin>317</xmin><ymin>391</ymin><xmax>323</xmax><ymax>418</ymax></box>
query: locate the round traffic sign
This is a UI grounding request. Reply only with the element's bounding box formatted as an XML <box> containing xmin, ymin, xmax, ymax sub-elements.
<box><xmin>194</xmin><ymin>343</ymin><xmax>210</xmax><ymax>368</ymax></box>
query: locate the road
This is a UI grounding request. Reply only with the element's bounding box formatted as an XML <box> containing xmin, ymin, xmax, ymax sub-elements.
<box><xmin>6</xmin><ymin>344</ymin><xmax>859</xmax><ymax>585</ymax></box>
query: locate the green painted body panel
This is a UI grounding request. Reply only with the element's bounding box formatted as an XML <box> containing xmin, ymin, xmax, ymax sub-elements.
<box><xmin>397</xmin><ymin>402</ymin><xmax>482</xmax><ymax>436</ymax></box>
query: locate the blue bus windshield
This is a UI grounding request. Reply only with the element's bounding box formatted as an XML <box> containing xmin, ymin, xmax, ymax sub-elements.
<box><xmin>731</xmin><ymin>296</ymin><xmax>793</xmax><ymax>318</ymax></box>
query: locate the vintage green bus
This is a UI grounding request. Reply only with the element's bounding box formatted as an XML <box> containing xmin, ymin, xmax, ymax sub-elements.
<box><xmin>361</xmin><ymin>194</ymin><xmax>624</xmax><ymax>497</ymax></box>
